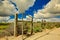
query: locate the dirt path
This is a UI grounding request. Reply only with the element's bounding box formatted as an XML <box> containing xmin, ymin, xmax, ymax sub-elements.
<box><xmin>0</xmin><ymin>28</ymin><xmax>60</xmax><ymax>40</ymax></box>
<box><xmin>25</xmin><ymin>28</ymin><xmax>60</xmax><ymax>40</ymax></box>
<box><xmin>35</xmin><ymin>28</ymin><xmax>60</xmax><ymax>40</ymax></box>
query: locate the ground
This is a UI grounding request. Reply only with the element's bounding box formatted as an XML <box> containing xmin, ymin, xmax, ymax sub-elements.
<box><xmin>0</xmin><ymin>28</ymin><xmax>60</xmax><ymax>40</ymax></box>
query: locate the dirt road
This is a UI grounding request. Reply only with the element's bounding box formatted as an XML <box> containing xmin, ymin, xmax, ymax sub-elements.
<box><xmin>36</xmin><ymin>28</ymin><xmax>60</xmax><ymax>40</ymax></box>
<box><xmin>0</xmin><ymin>28</ymin><xmax>60</xmax><ymax>40</ymax></box>
<box><xmin>26</xmin><ymin>28</ymin><xmax>60</xmax><ymax>40</ymax></box>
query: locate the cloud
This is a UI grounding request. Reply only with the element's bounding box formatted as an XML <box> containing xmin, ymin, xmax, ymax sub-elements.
<box><xmin>45</xmin><ymin>0</ymin><xmax>60</xmax><ymax>13</ymax></box>
<box><xmin>0</xmin><ymin>16</ymin><xmax>10</xmax><ymax>22</ymax></box>
<box><xmin>26</xmin><ymin>15</ymin><xmax>32</xmax><ymax>19</ymax></box>
<box><xmin>33</xmin><ymin>18</ymin><xmax>60</xmax><ymax>22</ymax></box>
<box><xmin>0</xmin><ymin>0</ymin><xmax>17</xmax><ymax>17</ymax></box>
<box><xmin>34</xmin><ymin>0</ymin><xmax>60</xmax><ymax>19</ymax></box>
<box><xmin>34</xmin><ymin>10</ymin><xmax>60</xmax><ymax>19</ymax></box>
<box><xmin>45</xmin><ymin>18</ymin><xmax>60</xmax><ymax>22</ymax></box>
<box><xmin>11</xmin><ymin>0</ymin><xmax>35</xmax><ymax>13</ymax></box>
<box><xmin>7</xmin><ymin>18</ymin><xmax>14</xmax><ymax>23</ymax></box>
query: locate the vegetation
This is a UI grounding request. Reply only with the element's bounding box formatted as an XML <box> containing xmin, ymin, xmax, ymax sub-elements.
<box><xmin>0</xmin><ymin>21</ymin><xmax>60</xmax><ymax>37</ymax></box>
<box><xmin>0</xmin><ymin>23</ymin><xmax>10</xmax><ymax>25</ymax></box>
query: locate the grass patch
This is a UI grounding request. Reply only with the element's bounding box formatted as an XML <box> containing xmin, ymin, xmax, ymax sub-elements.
<box><xmin>0</xmin><ymin>30</ymin><xmax>3</xmax><ymax>33</ymax></box>
<box><xmin>0</xmin><ymin>25</ymin><xmax>8</xmax><ymax>30</ymax></box>
<box><xmin>0</xmin><ymin>23</ymin><xmax>10</xmax><ymax>25</ymax></box>
<box><xmin>0</xmin><ymin>23</ymin><xmax>9</xmax><ymax>30</ymax></box>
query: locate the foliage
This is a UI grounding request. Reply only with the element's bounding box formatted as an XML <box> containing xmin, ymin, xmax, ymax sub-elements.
<box><xmin>34</xmin><ymin>26</ymin><xmax>42</xmax><ymax>33</ymax></box>
<box><xmin>0</xmin><ymin>22</ymin><xmax>60</xmax><ymax>37</ymax></box>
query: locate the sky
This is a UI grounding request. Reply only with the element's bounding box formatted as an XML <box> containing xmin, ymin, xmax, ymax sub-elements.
<box><xmin>0</xmin><ymin>0</ymin><xmax>60</xmax><ymax>22</ymax></box>
<box><xmin>10</xmin><ymin>0</ymin><xmax>50</xmax><ymax>19</ymax></box>
<box><xmin>10</xmin><ymin>0</ymin><xmax>60</xmax><ymax>19</ymax></box>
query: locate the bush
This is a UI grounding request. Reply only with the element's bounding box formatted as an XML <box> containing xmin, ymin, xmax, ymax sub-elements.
<box><xmin>34</xmin><ymin>26</ymin><xmax>42</xmax><ymax>33</ymax></box>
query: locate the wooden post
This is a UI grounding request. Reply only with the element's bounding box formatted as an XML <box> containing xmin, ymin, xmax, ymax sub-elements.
<box><xmin>31</xmin><ymin>16</ymin><xmax>33</xmax><ymax>35</ymax></box>
<box><xmin>22</xmin><ymin>13</ymin><xmax>24</xmax><ymax>40</ymax></box>
<box><xmin>14</xmin><ymin>13</ymin><xmax>18</xmax><ymax>37</ymax></box>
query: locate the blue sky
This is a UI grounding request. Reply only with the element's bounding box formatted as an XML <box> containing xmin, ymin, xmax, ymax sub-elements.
<box><xmin>10</xmin><ymin>0</ymin><xmax>50</xmax><ymax>19</ymax></box>
<box><xmin>0</xmin><ymin>0</ymin><xmax>60</xmax><ymax>22</ymax></box>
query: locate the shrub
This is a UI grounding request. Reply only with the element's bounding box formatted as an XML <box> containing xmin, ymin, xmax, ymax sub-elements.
<box><xmin>34</xmin><ymin>26</ymin><xmax>42</xmax><ymax>33</ymax></box>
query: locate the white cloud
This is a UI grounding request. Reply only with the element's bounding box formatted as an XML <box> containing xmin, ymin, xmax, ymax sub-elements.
<box><xmin>0</xmin><ymin>0</ymin><xmax>17</xmax><ymax>17</ymax></box>
<box><xmin>34</xmin><ymin>0</ymin><xmax>60</xmax><ymax>19</ymax></box>
<box><xmin>0</xmin><ymin>16</ymin><xmax>10</xmax><ymax>22</ymax></box>
<box><xmin>31</xmin><ymin>18</ymin><xmax>60</xmax><ymax>22</ymax></box>
<box><xmin>26</xmin><ymin>15</ymin><xmax>32</xmax><ymax>20</ymax></box>
<box><xmin>7</xmin><ymin>19</ymin><xmax>14</xmax><ymax>23</ymax></box>
<box><xmin>45</xmin><ymin>0</ymin><xmax>60</xmax><ymax>13</ymax></box>
<box><xmin>45</xmin><ymin>18</ymin><xmax>60</xmax><ymax>22</ymax></box>
<box><xmin>34</xmin><ymin>10</ymin><xmax>60</xmax><ymax>19</ymax></box>
<box><xmin>11</xmin><ymin>0</ymin><xmax>35</xmax><ymax>13</ymax></box>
